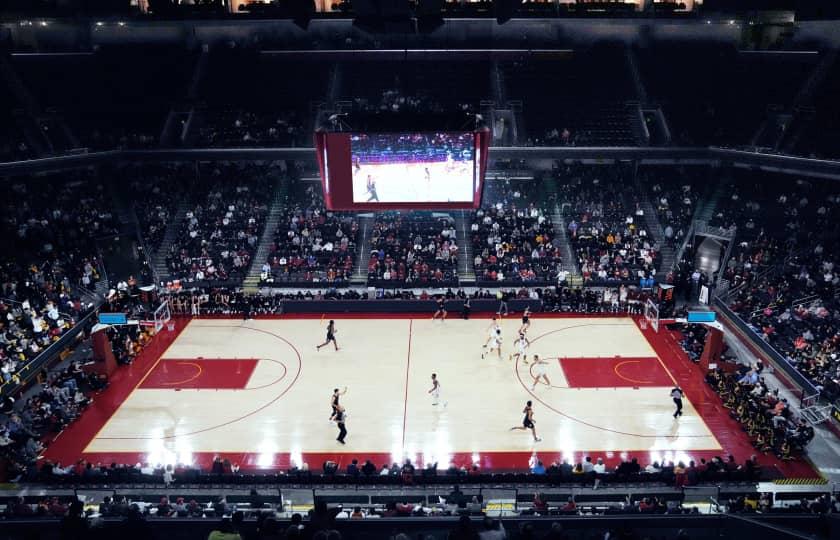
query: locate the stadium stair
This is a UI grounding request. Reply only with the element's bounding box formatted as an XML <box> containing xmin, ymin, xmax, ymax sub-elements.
<box><xmin>0</xmin><ymin>56</ymin><xmax>79</xmax><ymax>155</ymax></box>
<box><xmin>637</xmin><ymin>195</ymin><xmax>676</xmax><ymax>276</ymax></box>
<box><xmin>781</xmin><ymin>49</ymin><xmax>838</xmax><ymax>153</ymax></box>
<box><xmin>242</xmin><ymin>175</ymin><xmax>289</xmax><ymax>294</ymax></box>
<box><xmin>351</xmin><ymin>215</ymin><xmax>374</xmax><ymax>286</ymax></box>
<box><xmin>694</xmin><ymin>176</ymin><xmax>725</xmax><ymax>225</ymax></box>
<box><xmin>799</xmin><ymin>393</ymin><xmax>835</xmax><ymax>427</ymax></box>
<box><xmin>455</xmin><ymin>211</ymin><xmax>476</xmax><ymax>285</ymax></box>
<box><xmin>151</xmin><ymin>201</ymin><xmax>191</xmax><ymax>285</ymax></box>
<box><xmin>800</xmin><ymin>404</ymin><xmax>834</xmax><ymax>426</ymax></box>
<box><xmin>625</xmin><ymin>48</ymin><xmax>648</xmax><ymax>105</ymax></box>
<box><xmin>545</xmin><ymin>178</ymin><xmax>580</xmax><ymax>279</ymax></box>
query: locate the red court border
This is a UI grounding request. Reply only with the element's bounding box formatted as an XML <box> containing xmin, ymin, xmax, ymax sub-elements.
<box><xmin>40</xmin><ymin>314</ymin><xmax>820</xmax><ymax>477</ymax></box>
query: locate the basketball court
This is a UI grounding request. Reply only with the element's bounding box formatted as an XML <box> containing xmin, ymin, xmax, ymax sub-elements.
<box><xmin>43</xmin><ymin>313</ymin><xmax>819</xmax><ymax>477</ymax></box>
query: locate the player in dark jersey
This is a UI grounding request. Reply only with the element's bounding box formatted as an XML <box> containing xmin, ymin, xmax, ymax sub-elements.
<box><xmin>334</xmin><ymin>407</ymin><xmax>347</xmax><ymax>444</ymax></box>
<box><xmin>329</xmin><ymin>386</ymin><xmax>347</xmax><ymax>421</ymax></box>
<box><xmin>510</xmin><ymin>400</ymin><xmax>541</xmax><ymax>442</ymax></box>
<box><xmin>519</xmin><ymin>307</ymin><xmax>532</xmax><ymax>334</ymax></box>
<box><xmin>432</xmin><ymin>297</ymin><xmax>447</xmax><ymax>321</ymax></box>
<box><xmin>317</xmin><ymin>320</ymin><xmax>339</xmax><ymax>351</ymax></box>
<box><xmin>366</xmin><ymin>176</ymin><xmax>379</xmax><ymax>202</ymax></box>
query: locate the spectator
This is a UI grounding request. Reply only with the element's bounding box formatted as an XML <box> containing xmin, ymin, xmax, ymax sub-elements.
<box><xmin>448</xmin><ymin>515</ymin><xmax>480</xmax><ymax>540</ymax></box>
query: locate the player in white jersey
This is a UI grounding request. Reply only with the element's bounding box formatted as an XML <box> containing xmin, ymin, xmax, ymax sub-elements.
<box><xmin>509</xmin><ymin>332</ymin><xmax>531</xmax><ymax>363</ymax></box>
<box><xmin>530</xmin><ymin>355</ymin><xmax>551</xmax><ymax>390</ymax></box>
<box><xmin>482</xmin><ymin>328</ymin><xmax>503</xmax><ymax>360</ymax></box>
<box><xmin>428</xmin><ymin>373</ymin><xmax>447</xmax><ymax>407</ymax></box>
<box><xmin>482</xmin><ymin>316</ymin><xmax>501</xmax><ymax>350</ymax></box>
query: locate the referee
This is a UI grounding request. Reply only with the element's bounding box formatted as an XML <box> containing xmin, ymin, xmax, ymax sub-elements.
<box><xmin>334</xmin><ymin>407</ymin><xmax>347</xmax><ymax>444</ymax></box>
<box><xmin>670</xmin><ymin>387</ymin><xmax>684</xmax><ymax>418</ymax></box>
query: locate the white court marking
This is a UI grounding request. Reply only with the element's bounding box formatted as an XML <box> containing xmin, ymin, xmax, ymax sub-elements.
<box><xmin>86</xmin><ymin>317</ymin><xmax>721</xmax><ymax>460</ymax></box>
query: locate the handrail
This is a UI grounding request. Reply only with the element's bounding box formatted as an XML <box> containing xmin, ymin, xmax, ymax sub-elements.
<box><xmin>713</xmin><ymin>297</ymin><xmax>819</xmax><ymax>398</ymax></box>
<box><xmin>3</xmin><ymin>146</ymin><xmax>840</xmax><ymax>178</ymax></box>
<box><xmin>0</xmin><ymin>307</ymin><xmax>98</xmax><ymax>398</ymax></box>
<box><xmin>0</xmin><ymin>296</ymin><xmax>77</xmax><ymax>322</ymax></box>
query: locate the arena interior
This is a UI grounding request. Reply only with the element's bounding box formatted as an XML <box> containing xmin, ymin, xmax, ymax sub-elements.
<box><xmin>1</xmin><ymin>1</ymin><xmax>840</xmax><ymax>539</ymax></box>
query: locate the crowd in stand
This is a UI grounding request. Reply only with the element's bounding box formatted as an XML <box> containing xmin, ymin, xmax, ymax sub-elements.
<box><xmin>127</xmin><ymin>164</ymin><xmax>194</xmax><ymax>252</ymax></box>
<box><xmin>707</xmin><ymin>366</ymin><xmax>814</xmax><ymax>461</ymax></box>
<box><xmin>641</xmin><ymin>166</ymin><xmax>705</xmax><ymax>247</ymax></box>
<box><xmin>558</xmin><ymin>164</ymin><xmax>660</xmax><ymax>283</ymax></box>
<box><xmin>0</xmin><ymin>172</ymin><xmax>117</xmax><ymax>402</ymax></box>
<box><xmin>164</xmin><ymin>284</ymin><xmax>652</xmax><ymax>318</ymax></box>
<box><xmin>0</xmin><ymin>284</ymin><xmax>158</xmax><ymax>484</ymax></box>
<box><xmin>263</xmin><ymin>183</ymin><xmax>358</xmax><ymax>286</ymax></box>
<box><xmin>720</xmin><ymin>175</ymin><xmax>840</xmax><ymax>402</ymax></box>
<box><xmin>471</xmin><ymin>179</ymin><xmax>563</xmax><ymax>284</ymax></box>
<box><xmin>166</xmin><ymin>163</ymin><xmax>275</xmax><ymax>284</ymax></box>
<box><xmin>198</xmin><ymin>110</ymin><xmax>305</xmax><ymax>148</ymax></box>
<box><xmin>367</xmin><ymin>212</ymin><xmax>459</xmax><ymax>286</ymax></box>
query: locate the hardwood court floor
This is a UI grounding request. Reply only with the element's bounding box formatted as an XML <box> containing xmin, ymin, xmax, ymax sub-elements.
<box><xmin>42</xmin><ymin>314</ymin><xmax>819</xmax><ymax>477</ymax></box>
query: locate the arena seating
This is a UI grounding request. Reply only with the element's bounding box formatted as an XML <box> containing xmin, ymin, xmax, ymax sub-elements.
<box><xmin>367</xmin><ymin>212</ymin><xmax>459</xmax><ymax>287</ymax></box>
<box><xmin>557</xmin><ymin>164</ymin><xmax>660</xmax><ymax>283</ymax></box>
<box><xmin>0</xmin><ymin>80</ymin><xmax>32</xmax><ymax>162</ymax></box>
<box><xmin>712</xmin><ymin>170</ymin><xmax>837</xmax><ymax>289</ymax></box>
<box><xmin>641</xmin><ymin>166</ymin><xmax>706</xmax><ymax>247</ymax></box>
<box><xmin>501</xmin><ymin>48</ymin><xmax>637</xmax><ymax>146</ymax></box>
<box><xmin>339</xmin><ymin>60</ymin><xmax>491</xmax><ymax>115</ymax></box>
<box><xmin>165</xmin><ymin>163</ymin><xmax>273</xmax><ymax>285</ymax></box>
<box><xmin>2</xmin><ymin>41</ymin><xmax>840</xmax><ymax>540</ymax></box>
<box><xmin>472</xmin><ymin>178</ymin><xmax>562</xmax><ymax>284</ymax></box>
<box><xmin>717</xmin><ymin>171</ymin><xmax>840</xmax><ymax>402</ymax></box>
<box><xmin>795</xmin><ymin>57</ymin><xmax>840</xmax><ymax>160</ymax></box>
<box><xmin>126</xmin><ymin>164</ymin><xmax>193</xmax><ymax>252</ymax></box>
<box><xmin>637</xmin><ymin>45</ymin><xmax>817</xmax><ymax>146</ymax></box>
<box><xmin>0</xmin><ymin>171</ymin><xmax>120</xmax><ymax>391</ymax></box>
<box><xmin>708</xmin><ymin>367</ymin><xmax>815</xmax><ymax>461</ymax></box>
<box><xmin>198</xmin><ymin>109</ymin><xmax>304</xmax><ymax>148</ymax></box>
<box><xmin>11</xmin><ymin>47</ymin><xmax>195</xmax><ymax>150</ymax></box>
<box><xmin>263</xmin><ymin>183</ymin><xmax>358</xmax><ymax>286</ymax></box>
<box><xmin>196</xmin><ymin>51</ymin><xmax>330</xmax><ymax>148</ymax></box>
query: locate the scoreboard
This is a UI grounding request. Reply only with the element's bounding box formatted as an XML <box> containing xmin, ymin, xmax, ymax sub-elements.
<box><xmin>315</xmin><ymin>129</ymin><xmax>490</xmax><ymax>210</ymax></box>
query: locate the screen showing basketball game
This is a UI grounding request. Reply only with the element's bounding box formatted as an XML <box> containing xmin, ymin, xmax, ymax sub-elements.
<box><xmin>349</xmin><ymin>132</ymin><xmax>475</xmax><ymax>204</ymax></box>
<box><xmin>314</xmin><ymin>129</ymin><xmax>489</xmax><ymax>210</ymax></box>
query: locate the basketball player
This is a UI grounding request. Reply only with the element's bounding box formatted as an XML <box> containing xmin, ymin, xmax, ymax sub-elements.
<box><xmin>482</xmin><ymin>328</ymin><xmax>503</xmax><ymax>360</ymax></box>
<box><xmin>428</xmin><ymin>373</ymin><xmax>447</xmax><ymax>407</ymax></box>
<box><xmin>482</xmin><ymin>316</ymin><xmax>501</xmax><ymax>349</ymax></box>
<box><xmin>519</xmin><ymin>307</ymin><xmax>532</xmax><ymax>334</ymax></box>
<box><xmin>424</xmin><ymin>167</ymin><xmax>431</xmax><ymax>183</ymax></box>
<box><xmin>317</xmin><ymin>320</ymin><xmax>339</xmax><ymax>351</ymax></box>
<box><xmin>329</xmin><ymin>387</ymin><xmax>347</xmax><ymax>421</ymax></box>
<box><xmin>510</xmin><ymin>400</ymin><xmax>541</xmax><ymax>442</ymax></box>
<box><xmin>530</xmin><ymin>355</ymin><xmax>551</xmax><ymax>390</ymax></box>
<box><xmin>509</xmin><ymin>332</ymin><xmax>531</xmax><ymax>363</ymax></box>
<box><xmin>353</xmin><ymin>156</ymin><xmax>361</xmax><ymax>176</ymax></box>
<box><xmin>671</xmin><ymin>387</ymin><xmax>685</xmax><ymax>418</ymax></box>
<box><xmin>334</xmin><ymin>406</ymin><xmax>347</xmax><ymax>444</ymax></box>
<box><xmin>366</xmin><ymin>175</ymin><xmax>379</xmax><ymax>202</ymax></box>
<box><xmin>432</xmin><ymin>296</ymin><xmax>447</xmax><ymax>321</ymax></box>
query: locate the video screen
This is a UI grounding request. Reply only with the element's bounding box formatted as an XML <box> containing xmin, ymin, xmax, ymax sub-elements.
<box><xmin>350</xmin><ymin>132</ymin><xmax>475</xmax><ymax>204</ymax></box>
